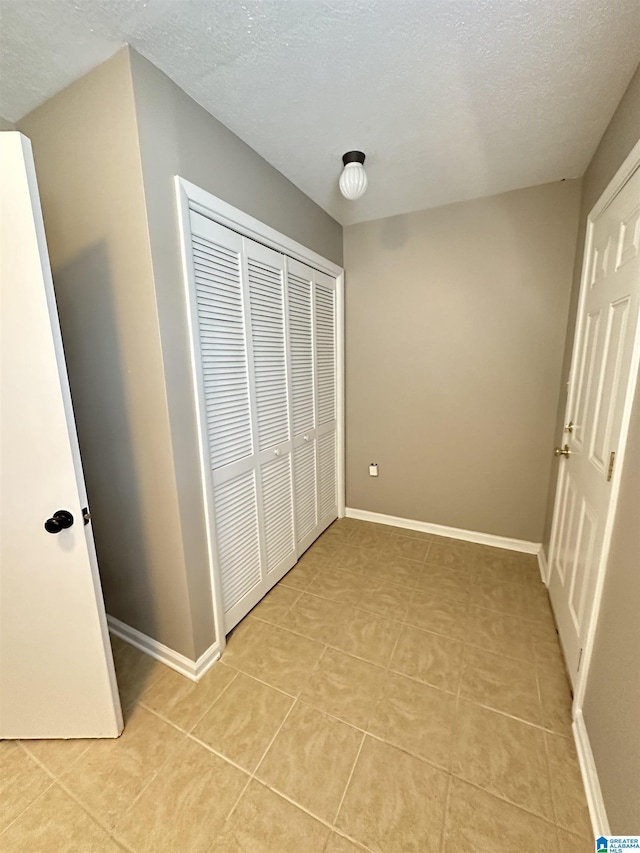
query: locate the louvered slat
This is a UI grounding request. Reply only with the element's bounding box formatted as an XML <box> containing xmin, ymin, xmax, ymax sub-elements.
<box><xmin>318</xmin><ymin>431</ymin><xmax>337</xmax><ymax>519</ymax></box>
<box><xmin>316</xmin><ymin>285</ymin><xmax>336</xmax><ymax>425</ymax></box>
<box><xmin>294</xmin><ymin>441</ymin><xmax>317</xmax><ymax>542</ymax></box>
<box><xmin>261</xmin><ymin>455</ymin><xmax>295</xmax><ymax>571</ymax></box>
<box><xmin>213</xmin><ymin>470</ymin><xmax>261</xmax><ymax>611</ymax></box>
<box><xmin>287</xmin><ymin>272</ymin><xmax>315</xmax><ymax>435</ymax></box>
<box><xmin>192</xmin><ymin>236</ymin><xmax>252</xmax><ymax>469</ymax></box>
<box><xmin>248</xmin><ymin>258</ymin><xmax>289</xmax><ymax>450</ymax></box>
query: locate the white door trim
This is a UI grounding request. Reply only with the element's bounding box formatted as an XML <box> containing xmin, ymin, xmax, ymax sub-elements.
<box><xmin>174</xmin><ymin>177</ymin><xmax>345</xmax><ymax>653</ymax></box>
<box><xmin>548</xmin><ymin>138</ymin><xmax>640</xmax><ymax>714</ymax></box>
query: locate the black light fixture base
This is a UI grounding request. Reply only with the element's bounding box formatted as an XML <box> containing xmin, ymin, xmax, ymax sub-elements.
<box><xmin>342</xmin><ymin>150</ymin><xmax>366</xmax><ymax>166</ymax></box>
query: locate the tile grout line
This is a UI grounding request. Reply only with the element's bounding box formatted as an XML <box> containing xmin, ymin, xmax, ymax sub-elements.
<box><xmin>222</xmin><ymin>639</ymin><xmax>331</xmax><ymax>826</ymax></box>
<box><xmin>330</xmin><ymin>730</ymin><xmax>367</xmax><ymax>830</ymax></box>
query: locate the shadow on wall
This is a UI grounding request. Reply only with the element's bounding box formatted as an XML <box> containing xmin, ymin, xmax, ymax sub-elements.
<box><xmin>55</xmin><ymin>243</ymin><xmax>156</xmax><ymax>705</ymax></box>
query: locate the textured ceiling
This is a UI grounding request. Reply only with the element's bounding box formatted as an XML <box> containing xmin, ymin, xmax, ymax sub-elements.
<box><xmin>1</xmin><ymin>1</ymin><xmax>639</xmax><ymax>225</ymax></box>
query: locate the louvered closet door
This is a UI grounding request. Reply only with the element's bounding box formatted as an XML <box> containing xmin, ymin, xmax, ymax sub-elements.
<box><xmin>314</xmin><ymin>271</ymin><xmax>339</xmax><ymax>529</ymax></box>
<box><xmin>243</xmin><ymin>237</ymin><xmax>297</xmax><ymax>590</ymax></box>
<box><xmin>188</xmin><ymin>213</ymin><xmax>264</xmax><ymax>633</ymax></box>
<box><xmin>286</xmin><ymin>258</ymin><xmax>320</xmax><ymax>553</ymax></box>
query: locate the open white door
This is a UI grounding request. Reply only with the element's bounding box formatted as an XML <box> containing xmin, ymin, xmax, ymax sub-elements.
<box><xmin>548</xmin><ymin>148</ymin><xmax>640</xmax><ymax>691</ymax></box>
<box><xmin>0</xmin><ymin>132</ymin><xmax>122</xmax><ymax>739</ymax></box>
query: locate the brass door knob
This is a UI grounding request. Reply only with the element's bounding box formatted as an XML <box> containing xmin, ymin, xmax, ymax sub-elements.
<box><xmin>554</xmin><ymin>445</ymin><xmax>571</xmax><ymax>458</ymax></box>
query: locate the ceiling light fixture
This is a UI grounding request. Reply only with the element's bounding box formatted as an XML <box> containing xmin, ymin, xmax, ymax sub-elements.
<box><xmin>339</xmin><ymin>151</ymin><xmax>367</xmax><ymax>200</ymax></box>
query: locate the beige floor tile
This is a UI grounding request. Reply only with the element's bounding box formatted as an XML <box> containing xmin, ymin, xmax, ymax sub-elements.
<box><xmin>303</xmin><ymin>541</ymin><xmax>371</xmax><ymax>573</ymax></box>
<box><xmin>425</xmin><ymin>542</ymin><xmax>473</xmax><ymax>572</ymax></box>
<box><xmin>467</xmin><ymin>606</ymin><xmax>536</xmax><ymax>661</ymax></box>
<box><xmin>361</xmin><ymin>553</ymin><xmax>426</xmax><ymax>589</ymax></box>
<box><xmin>336</xmin><ymin>736</ymin><xmax>447</xmax><ymax>853</ymax></box>
<box><xmin>404</xmin><ymin>591</ymin><xmax>469</xmax><ymax>640</ymax></box>
<box><xmin>110</xmin><ymin>638</ymin><xmax>165</xmax><ymax>704</ymax></box>
<box><xmin>1</xmin><ymin>784</ymin><xmax>123</xmax><ymax>852</ymax></box>
<box><xmin>537</xmin><ymin>662</ymin><xmax>574</xmax><ymax>735</ymax></box>
<box><xmin>250</xmin><ymin>584</ymin><xmax>301</xmax><ymax>623</ymax></box>
<box><xmin>212</xmin><ymin>780</ymin><xmax>330</xmax><ymax>853</ymax></box>
<box><xmin>221</xmin><ymin>618</ymin><xmax>325</xmax><ymax>695</ymax></box>
<box><xmin>278</xmin><ymin>558</ymin><xmax>320</xmax><ymax>589</ymax></box>
<box><xmin>324</xmin><ymin>832</ymin><xmax>371</xmax><ymax>852</ymax></box>
<box><xmin>414</xmin><ymin>562</ymin><xmax>471</xmax><ymax>603</ymax></box>
<box><xmin>375</xmin><ymin>534</ymin><xmax>429</xmax><ymax>562</ymax></box>
<box><xmin>330</xmin><ymin>607</ymin><xmax>402</xmax><ymax>665</ymax></box>
<box><xmin>444</xmin><ymin>777</ymin><xmax>558</xmax><ymax>852</ymax></box>
<box><xmin>473</xmin><ymin>549</ymin><xmax>541</xmax><ymax>587</ymax></box>
<box><xmin>193</xmin><ymin>673</ymin><xmax>293</xmax><ymax>772</ymax></box>
<box><xmin>140</xmin><ymin>661</ymin><xmax>237</xmax><ymax>731</ymax></box>
<box><xmin>556</xmin><ymin>829</ymin><xmax>594</xmax><ymax>851</ymax></box>
<box><xmin>21</xmin><ymin>736</ymin><xmax>90</xmax><ymax>780</ymax></box>
<box><xmin>306</xmin><ymin>566</ymin><xmax>365</xmax><ymax>603</ymax></box>
<box><xmin>451</xmin><ymin>701</ymin><xmax>554</xmax><ymax>820</ymax></box>
<box><xmin>115</xmin><ymin>737</ymin><xmax>248</xmax><ymax>852</ymax></box>
<box><xmin>319</xmin><ymin>523</ymin><xmax>356</xmax><ymax>545</ymax></box>
<box><xmin>534</xmin><ymin>637</ymin><xmax>567</xmax><ymax>673</ymax></box>
<box><xmin>473</xmin><ymin>578</ymin><xmax>554</xmax><ymax>623</ymax></box>
<box><xmin>546</xmin><ymin>732</ymin><xmax>593</xmax><ymax>838</ymax></box>
<box><xmin>257</xmin><ymin>701</ymin><xmax>363</xmax><ymax>822</ymax></box>
<box><xmin>0</xmin><ymin>742</ymin><xmax>52</xmax><ymax>833</ymax></box>
<box><xmin>59</xmin><ymin>704</ymin><xmax>185</xmax><ymax>829</ymax></box>
<box><xmin>459</xmin><ymin>646</ymin><xmax>543</xmax><ymax>725</ymax></box>
<box><xmin>368</xmin><ymin>672</ymin><xmax>455</xmax><ymax>768</ymax></box>
<box><xmin>300</xmin><ymin>648</ymin><xmax>386</xmax><ymax>729</ymax></box>
<box><xmin>390</xmin><ymin>625</ymin><xmax>463</xmax><ymax>693</ymax></box>
<box><xmin>351</xmin><ymin>579</ymin><xmax>409</xmax><ymax>622</ymax></box>
<box><xmin>280</xmin><ymin>592</ymin><xmax>352</xmax><ymax>644</ymax></box>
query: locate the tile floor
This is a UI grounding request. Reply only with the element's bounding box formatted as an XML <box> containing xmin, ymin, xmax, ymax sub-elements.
<box><xmin>1</xmin><ymin>518</ymin><xmax>594</xmax><ymax>852</ymax></box>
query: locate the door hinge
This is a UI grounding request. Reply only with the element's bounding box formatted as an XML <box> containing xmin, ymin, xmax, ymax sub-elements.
<box><xmin>577</xmin><ymin>647</ymin><xmax>583</xmax><ymax>672</ymax></box>
<box><xmin>607</xmin><ymin>451</ymin><xmax>616</xmax><ymax>482</ymax></box>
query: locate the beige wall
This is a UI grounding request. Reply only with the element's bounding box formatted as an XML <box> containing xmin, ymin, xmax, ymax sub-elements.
<box><xmin>0</xmin><ymin>116</ymin><xmax>15</xmax><ymax>130</ymax></box>
<box><xmin>127</xmin><ymin>49</ymin><xmax>342</xmax><ymax>654</ymax></box>
<box><xmin>18</xmin><ymin>49</ymin><xmax>202</xmax><ymax>659</ymax></box>
<box><xmin>549</xmin><ymin>63</ymin><xmax>640</xmax><ymax>832</ymax></box>
<box><xmin>344</xmin><ymin>181</ymin><xmax>581</xmax><ymax>542</ymax></box>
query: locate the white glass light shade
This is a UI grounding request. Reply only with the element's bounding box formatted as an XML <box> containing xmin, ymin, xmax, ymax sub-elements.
<box><xmin>339</xmin><ymin>162</ymin><xmax>368</xmax><ymax>200</ymax></box>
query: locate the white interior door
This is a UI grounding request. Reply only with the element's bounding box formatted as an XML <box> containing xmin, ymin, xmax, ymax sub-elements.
<box><xmin>0</xmin><ymin>132</ymin><xmax>122</xmax><ymax>739</ymax></box>
<box><xmin>548</xmin><ymin>163</ymin><xmax>640</xmax><ymax>687</ymax></box>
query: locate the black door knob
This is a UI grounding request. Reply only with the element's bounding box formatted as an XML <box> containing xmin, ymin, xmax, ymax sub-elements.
<box><xmin>44</xmin><ymin>510</ymin><xmax>74</xmax><ymax>534</ymax></box>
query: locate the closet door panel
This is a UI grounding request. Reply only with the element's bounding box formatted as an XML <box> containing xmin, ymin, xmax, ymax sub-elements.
<box><xmin>315</xmin><ymin>272</ymin><xmax>339</xmax><ymax>526</ymax></box>
<box><xmin>293</xmin><ymin>439</ymin><xmax>318</xmax><ymax>545</ymax></box>
<box><xmin>286</xmin><ymin>259</ymin><xmax>320</xmax><ymax>551</ymax></box>
<box><xmin>190</xmin><ymin>217</ymin><xmax>253</xmax><ymax>470</ymax></box>
<box><xmin>244</xmin><ymin>238</ymin><xmax>296</xmax><ymax>581</ymax></box>
<box><xmin>212</xmin><ymin>470</ymin><xmax>262</xmax><ymax>612</ymax></box>
<box><xmin>189</xmin><ymin>213</ymin><xmax>263</xmax><ymax>633</ymax></box>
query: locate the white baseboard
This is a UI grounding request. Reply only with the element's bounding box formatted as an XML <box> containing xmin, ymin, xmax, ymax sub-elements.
<box><xmin>345</xmin><ymin>507</ymin><xmax>541</xmax><ymax>555</ymax></box>
<box><xmin>537</xmin><ymin>546</ymin><xmax>549</xmax><ymax>585</ymax></box>
<box><xmin>107</xmin><ymin>615</ymin><xmax>220</xmax><ymax>683</ymax></box>
<box><xmin>573</xmin><ymin>709</ymin><xmax>609</xmax><ymax>838</ymax></box>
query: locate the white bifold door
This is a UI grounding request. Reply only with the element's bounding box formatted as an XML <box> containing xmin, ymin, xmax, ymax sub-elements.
<box><xmin>187</xmin><ymin>212</ymin><xmax>338</xmax><ymax>633</ymax></box>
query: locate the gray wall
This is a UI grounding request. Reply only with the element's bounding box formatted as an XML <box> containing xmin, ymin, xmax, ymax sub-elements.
<box><xmin>17</xmin><ymin>48</ymin><xmax>202</xmax><ymax>660</ymax></box>
<box><xmin>127</xmin><ymin>48</ymin><xmax>342</xmax><ymax>655</ymax></box>
<box><xmin>551</xmin><ymin>63</ymin><xmax>640</xmax><ymax>833</ymax></box>
<box><xmin>17</xmin><ymin>46</ymin><xmax>342</xmax><ymax>662</ymax></box>
<box><xmin>344</xmin><ymin>181</ymin><xmax>581</xmax><ymax>542</ymax></box>
<box><xmin>0</xmin><ymin>116</ymin><xmax>15</xmax><ymax>130</ymax></box>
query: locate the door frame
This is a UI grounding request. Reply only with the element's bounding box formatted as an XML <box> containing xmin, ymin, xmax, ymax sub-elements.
<box><xmin>547</xmin><ymin>139</ymin><xmax>640</xmax><ymax>713</ymax></box>
<box><xmin>174</xmin><ymin>176</ymin><xmax>345</xmax><ymax>654</ymax></box>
